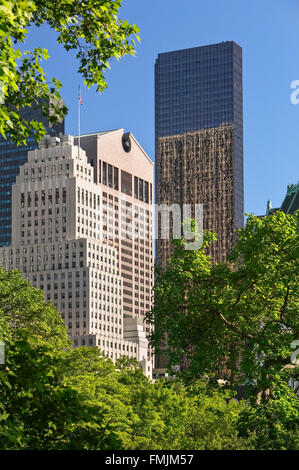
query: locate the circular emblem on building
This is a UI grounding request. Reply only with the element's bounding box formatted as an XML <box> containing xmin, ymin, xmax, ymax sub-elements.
<box><xmin>122</xmin><ymin>133</ymin><xmax>131</xmax><ymax>153</ymax></box>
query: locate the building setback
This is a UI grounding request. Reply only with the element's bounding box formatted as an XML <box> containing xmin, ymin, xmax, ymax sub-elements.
<box><xmin>265</xmin><ymin>182</ymin><xmax>299</xmax><ymax>216</ymax></box>
<box><xmin>155</xmin><ymin>41</ymin><xmax>244</xmax><ymax>265</ymax></box>
<box><xmin>0</xmin><ymin>133</ymin><xmax>154</xmax><ymax>378</ymax></box>
<box><xmin>0</xmin><ymin>101</ymin><xmax>64</xmax><ymax>247</ymax></box>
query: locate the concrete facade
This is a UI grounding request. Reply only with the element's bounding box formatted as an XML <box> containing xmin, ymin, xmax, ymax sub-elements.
<box><xmin>74</xmin><ymin>131</ymin><xmax>154</xmax><ymax>338</ymax></box>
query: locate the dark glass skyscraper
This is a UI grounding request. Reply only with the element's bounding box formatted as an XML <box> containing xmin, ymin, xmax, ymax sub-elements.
<box><xmin>0</xmin><ymin>103</ymin><xmax>64</xmax><ymax>246</ymax></box>
<box><xmin>155</xmin><ymin>42</ymin><xmax>243</xmax><ymax>370</ymax></box>
<box><xmin>155</xmin><ymin>41</ymin><xmax>244</xmax><ymax>266</ymax></box>
<box><xmin>155</xmin><ymin>41</ymin><xmax>242</xmax><ymax>136</ymax></box>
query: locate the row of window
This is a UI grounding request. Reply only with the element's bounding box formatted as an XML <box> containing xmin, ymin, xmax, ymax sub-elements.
<box><xmin>101</xmin><ymin>161</ymin><xmax>119</xmax><ymax>190</ymax></box>
<box><xmin>74</xmin><ymin>336</ymin><xmax>138</xmax><ymax>356</ymax></box>
<box><xmin>21</xmin><ymin>189</ymin><xmax>67</xmax><ymax>208</ymax></box>
<box><xmin>99</xmin><ymin>160</ymin><xmax>153</xmax><ymax>204</ymax></box>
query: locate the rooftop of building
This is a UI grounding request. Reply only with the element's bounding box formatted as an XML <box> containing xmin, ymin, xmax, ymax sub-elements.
<box><xmin>74</xmin><ymin>129</ymin><xmax>122</xmax><ymax>138</ymax></box>
<box><xmin>156</xmin><ymin>40</ymin><xmax>241</xmax><ymax>59</ymax></box>
<box><xmin>74</xmin><ymin>129</ymin><xmax>154</xmax><ymax>166</ymax></box>
<box><xmin>266</xmin><ymin>181</ymin><xmax>299</xmax><ymax>216</ymax></box>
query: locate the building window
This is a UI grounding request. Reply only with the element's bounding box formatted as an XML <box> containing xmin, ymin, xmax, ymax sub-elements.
<box><xmin>114</xmin><ymin>167</ymin><xmax>119</xmax><ymax>190</ymax></box>
<box><xmin>121</xmin><ymin>170</ymin><xmax>132</xmax><ymax>196</ymax></box>
<box><xmin>144</xmin><ymin>181</ymin><xmax>149</xmax><ymax>203</ymax></box>
<box><xmin>103</xmin><ymin>162</ymin><xmax>107</xmax><ymax>185</ymax></box>
<box><xmin>108</xmin><ymin>164</ymin><xmax>113</xmax><ymax>188</ymax></box>
<box><xmin>139</xmin><ymin>179</ymin><xmax>144</xmax><ymax>201</ymax></box>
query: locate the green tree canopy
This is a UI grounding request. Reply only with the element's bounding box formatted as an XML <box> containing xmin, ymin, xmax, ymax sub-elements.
<box><xmin>0</xmin><ymin>265</ymin><xmax>251</xmax><ymax>450</ymax></box>
<box><xmin>0</xmin><ymin>266</ymin><xmax>69</xmax><ymax>350</ymax></box>
<box><xmin>0</xmin><ymin>269</ymin><xmax>122</xmax><ymax>449</ymax></box>
<box><xmin>0</xmin><ymin>241</ymin><xmax>297</xmax><ymax>450</ymax></box>
<box><xmin>0</xmin><ymin>0</ymin><xmax>139</xmax><ymax>143</ymax></box>
<box><xmin>147</xmin><ymin>211</ymin><xmax>299</xmax><ymax>404</ymax></box>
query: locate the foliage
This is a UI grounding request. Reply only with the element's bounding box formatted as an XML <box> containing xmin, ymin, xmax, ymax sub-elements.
<box><xmin>237</xmin><ymin>382</ymin><xmax>299</xmax><ymax>450</ymax></box>
<box><xmin>63</xmin><ymin>350</ymin><xmax>250</xmax><ymax>450</ymax></box>
<box><xmin>0</xmin><ymin>264</ymin><xmax>250</xmax><ymax>450</ymax></box>
<box><xmin>0</xmin><ymin>269</ymin><xmax>121</xmax><ymax>449</ymax></box>
<box><xmin>0</xmin><ymin>332</ymin><xmax>121</xmax><ymax>449</ymax></box>
<box><xmin>61</xmin><ymin>347</ymin><xmax>137</xmax><ymax>448</ymax></box>
<box><xmin>0</xmin><ymin>266</ymin><xmax>69</xmax><ymax>350</ymax></box>
<box><xmin>146</xmin><ymin>211</ymin><xmax>299</xmax><ymax>449</ymax></box>
<box><xmin>0</xmin><ymin>331</ymin><xmax>251</xmax><ymax>450</ymax></box>
<box><xmin>147</xmin><ymin>211</ymin><xmax>299</xmax><ymax>404</ymax></box>
<box><xmin>0</xmin><ymin>223</ymin><xmax>298</xmax><ymax>451</ymax></box>
<box><xmin>120</xmin><ymin>375</ymin><xmax>251</xmax><ymax>450</ymax></box>
<box><xmin>174</xmin><ymin>383</ymin><xmax>252</xmax><ymax>450</ymax></box>
<box><xmin>0</xmin><ymin>0</ymin><xmax>139</xmax><ymax>144</ymax></box>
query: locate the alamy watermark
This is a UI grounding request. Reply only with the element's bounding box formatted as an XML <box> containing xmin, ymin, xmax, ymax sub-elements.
<box><xmin>291</xmin><ymin>340</ymin><xmax>299</xmax><ymax>366</ymax></box>
<box><xmin>0</xmin><ymin>82</ymin><xmax>4</xmax><ymax>105</ymax></box>
<box><xmin>290</xmin><ymin>80</ymin><xmax>299</xmax><ymax>104</ymax></box>
<box><xmin>0</xmin><ymin>341</ymin><xmax>4</xmax><ymax>365</ymax></box>
<box><xmin>98</xmin><ymin>192</ymin><xmax>203</xmax><ymax>250</ymax></box>
<box><xmin>154</xmin><ymin>203</ymin><xmax>203</xmax><ymax>250</ymax></box>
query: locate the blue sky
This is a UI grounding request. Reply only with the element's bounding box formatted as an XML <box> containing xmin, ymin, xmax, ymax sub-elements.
<box><xmin>25</xmin><ymin>0</ymin><xmax>299</xmax><ymax>216</ymax></box>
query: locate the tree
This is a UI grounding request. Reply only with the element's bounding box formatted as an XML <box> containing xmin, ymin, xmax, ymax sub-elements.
<box><xmin>237</xmin><ymin>381</ymin><xmax>299</xmax><ymax>450</ymax></box>
<box><xmin>0</xmin><ymin>268</ymin><xmax>121</xmax><ymax>449</ymax></box>
<box><xmin>174</xmin><ymin>382</ymin><xmax>252</xmax><ymax>450</ymax></box>
<box><xmin>0</xmin><ymin>266</ymin><xmax>69</xmax><ymax>351</ymax></box>
<box><xmin>61</xmin><ymin>347</ymin><xmax>138</xmax><ymax>449</ymax></box>
<box><xmin>0</xmin><ymin>333</ymin><xmax>120</xmax><ymax>449</ymax></box>
<box><xmin>147</xmin><ymin>211</ymin><xmax>299</xmax><ymax>404</ymax></box>
<box><xmin>0</xmin><ymin>289</ymin><xmax>253</xmax><ymax>451</ymax></box>
<box><xmin>0</xmin><ymin>0</ymin><xmax>139</xmax><ymax>144</ymax></box>
<box><xmin>2</xmin><ymin>248</ymin><xmax>296</xmax><ymax>449</ymax></box>
<box><xmin>114</xmin><ymin>358</ymin><xmax>250</xmax><ymax>450</ymax></box>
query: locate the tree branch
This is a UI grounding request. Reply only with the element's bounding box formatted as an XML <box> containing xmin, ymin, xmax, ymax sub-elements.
<box><xmin>217</xmin><ymin>310</ymin><xmax>254</xmax><ymax>339</ymax></box>
<box><xmin>280</xmin><ymin>285</ymin><xmax>290</xmax><ymax>321</ymax></box>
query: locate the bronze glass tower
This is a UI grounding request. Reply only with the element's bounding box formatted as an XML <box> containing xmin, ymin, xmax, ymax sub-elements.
<box><xmin>155</xmin><ymin>41</ymin><xmax>244</xmax><ymax>266</ymax></box>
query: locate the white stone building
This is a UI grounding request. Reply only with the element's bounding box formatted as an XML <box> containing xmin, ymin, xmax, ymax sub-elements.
<box><xmin>0</xmin><ymin>133</ymin><xmax>154</xmax><ymax>378</ymax></box>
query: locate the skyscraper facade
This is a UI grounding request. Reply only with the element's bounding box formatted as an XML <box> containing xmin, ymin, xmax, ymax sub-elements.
<box><xmin>74</xmin><ymin>130</ymin><xmax>155</xmax><ymax>374</ymax></box>
<box><xmin>74</xmin><ymin>131</ymin><xmax>154</xmax><ymax>324</ymax></box>
<box><xmin>155</xmin><ymin>41</ymin><xmax>244</xmax><ymax>265</ymax></box>
<box><xmin>0</xmin><ymin>102</ymin><xmax>64</xmax><ymax>247</ymax></box>
<box><xmin>0</xmin><ymin>133</ymin><xmax>154</xmax><ymax>378</ymax></box>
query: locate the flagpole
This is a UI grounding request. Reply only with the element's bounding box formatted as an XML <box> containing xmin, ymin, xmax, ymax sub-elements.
<box><xmin>78</xmin><ymin>85</ymin><xmax>81</xmax><ymax>159</ymax></box>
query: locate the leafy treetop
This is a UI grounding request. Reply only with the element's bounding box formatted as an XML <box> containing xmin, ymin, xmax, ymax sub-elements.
<box><xmin>147</xmin><ymin>211</ymin><xmax>299</xmax><ymax>405</ymax></box>
<box><xmin>0</xmin><ymin>0</ymin><xmax>139</xmax><ymax>144</ymax></box>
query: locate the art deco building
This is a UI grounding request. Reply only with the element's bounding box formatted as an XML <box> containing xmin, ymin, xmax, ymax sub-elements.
<box><xmin>155</xmin><ymin>41</ymin><xmax>244</xmax><ymax>265</ymax></box>
<box><xmin>0</xmin><ymin>132</ymin><xmax>154</xmax><ymax>378</ymax></box>
<box><xmin>0</xmin><ymin>100</ymin><xmax>64</xmax><ymax>247</ymax></box>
